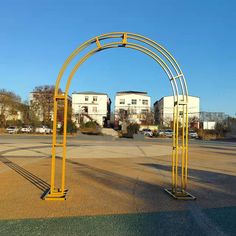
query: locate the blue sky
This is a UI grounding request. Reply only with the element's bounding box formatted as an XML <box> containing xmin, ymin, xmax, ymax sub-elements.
<box><xmin>1</xmin><ymin>0</ymin><xmax>236</xmax><ymax>115</ymax></box>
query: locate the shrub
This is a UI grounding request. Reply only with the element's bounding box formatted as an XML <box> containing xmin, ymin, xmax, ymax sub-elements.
<box><xmin>215</xmin><ymin>122</ymin><xmax>229</xmax><ymax>137</ymax></box>
<box><xmin>121</xmin><ymin>123</ymin><xmax>140</xmax><ymax>138</ymax></box>
<box><xmin>79</xmin><ymin>121</ymin><xmax>101</xmax><ymax>135</ymax></box>
<box><xmin>127</xmin><ymin>123</ymin><xmax>139</xmax><ymax>134</ymax></box>
<box><xmin>80</xmin><ymin>121</ymin><xmax>99</xmax><ymax>129</ymax></box>
<box><xmin>59</xmin><ymin>120</ymin><xmax>77</xmax><ymax>134</ymax></box>
<box><xmin>152</xmin><ymin>130</ymin><xmax>159</xmax><ymax>137</ymax></box>
<box><xmin>198</xmin><ymin>129</ymin><xmax>217</xmax><ymax>140</ymax></box>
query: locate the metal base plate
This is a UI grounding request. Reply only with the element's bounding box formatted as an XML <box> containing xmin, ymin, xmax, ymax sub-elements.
<box><xmin>164</xmin><ymin>189</ymin><xmax>196</xmax><ymax>200</ymax></box>
<box><xmin>42</xmin><ymin>189</ymin><xmax>68</xmax><ymax>201</ymax></box>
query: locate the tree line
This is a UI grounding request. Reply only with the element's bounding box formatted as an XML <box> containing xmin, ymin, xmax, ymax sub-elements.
<box><xmin>0</xmin><ymin>85</ymin><xmax>62</xmax><ymax>128</ymax></box>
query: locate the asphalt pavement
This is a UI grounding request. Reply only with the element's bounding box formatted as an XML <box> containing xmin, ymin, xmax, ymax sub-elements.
<box><xmin>0</xmin><ymin>134</ymin><xmax>235</xmax><ymax>235</ymax></box>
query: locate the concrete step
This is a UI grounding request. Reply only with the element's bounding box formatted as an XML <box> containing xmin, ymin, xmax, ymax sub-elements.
<box><xmin>101</xmin><ymin>128</ymin><xmax>119</xmax><ymax>137</ymax></box>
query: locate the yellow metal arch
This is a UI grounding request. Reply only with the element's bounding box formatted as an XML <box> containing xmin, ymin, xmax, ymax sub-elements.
<box><xmin>43</xmin><ymin>32</ymin><xmax>195</xmax><ymax>200</ymax></box>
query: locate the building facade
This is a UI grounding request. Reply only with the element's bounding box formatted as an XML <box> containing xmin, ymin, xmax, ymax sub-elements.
<box><xmin>200</xmin><ymin>112</ymin><xmax>228</xmax><ymax>130</ymax></box>
<box><xmin>114</xmin><ymin>91</ymin><xmax>151</xmax><ymax>124</ymax></box>
<box><xmin>0</xmin><ymin>106</ymin><xmax>23</xmax><ymax>125</ymax></box>
<box><xmin>154</xmin><ymin>96</ymin><xmax>200</xmax><ymax>127</ymax></box>
<box><xmin>72</xmin><ymin>92</ymin><xmax>111</xmax><ymax>127</ymax></box>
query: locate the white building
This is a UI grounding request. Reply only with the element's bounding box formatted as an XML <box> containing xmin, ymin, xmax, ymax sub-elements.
<box><xmin>154</xmin><ymin>96</ymin><xmax>200</xmax><ymax>127</ymax></box>
<box><xmin>115</xmin><ymin>91</ymin><xmax>151</xmax><ymax>124</ymax></box>
<box><xmin>200</xmin><ymin>112</ymin><xmax>228</xmax><ymax>130</ymax></box>
<box><xmin>72</xmin><ymin>92</ymin><xmax>111</xmax><ymax>127</ymax></box>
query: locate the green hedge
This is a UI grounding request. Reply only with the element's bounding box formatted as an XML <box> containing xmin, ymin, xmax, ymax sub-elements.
<box><xmin>59</xmin><ymin>120</ymin><xmax>77</xmax><ymax>134</ymax></box>
<box><xmin>122</xmin><ymin>123</ymin><xmax>140</xmax><ymax>138</ymax></box>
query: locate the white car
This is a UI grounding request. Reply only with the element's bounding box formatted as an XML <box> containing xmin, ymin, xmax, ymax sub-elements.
<box><xmin>189</xmin><ymin>131</ymin><xmax>198</xmax><ymax>139</ymax></box>
<box><xmin>158</xmin><ymin>130</ymin><xmax>165</xmax><ymax>135</ymax></box>
<box><xmin>142</xmin><ymin>129</ymin><xmax>153</xmax><ymax>137</ymax></box>
<box><xmin>6</xmin><ymin>126</ymin><xmax>19</xmax><ymax>134</ymax></box>
<box><xmin>164</xmin><ymin>129</ymin><xmax>173</xmax><ymax>137</ymax></box>
<box><xmin>21</xmin><ymin>125</ymin><xmax>33</xmax><ymax>133</ymax></box>
<box><xmin>35</xmin><ymin>126</ymin><xmax>52</xmax><ymax>134</ymax></box>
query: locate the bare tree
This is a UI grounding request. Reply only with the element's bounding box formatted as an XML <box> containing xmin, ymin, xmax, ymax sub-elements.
<box><xmin>0</xmin><ymin>89</ymin><xmax>22</xmax><ymax>127</ymax></box>
<box><xmin>189</xmin><ymin>116</ymin><xmax>199</xmax><ymax>129</ymax></box>
<box><xmin>30</xmin><ymin>85</ymin><xmax>70</xmax><ymax>127</ymax></box>
<box><xmin>140</xmin><ymin>111</ymin><xmax>155</xmax><ymax>125</ymax></box>
<box><xmin>163</xmin><ymin>117</ymin><xmax>173</xmax><ymax>128</ymax></box>
<box><xmin>31</xmin><ymin>85</ymin><xmax>60</xmax><ymax>124</ymax></box>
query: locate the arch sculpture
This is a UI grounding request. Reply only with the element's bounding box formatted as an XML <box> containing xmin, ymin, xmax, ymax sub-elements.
<box><xmin>43</xmin><ymin>32</ymin><xmax>196</xmax><ymax>200</ymax></box>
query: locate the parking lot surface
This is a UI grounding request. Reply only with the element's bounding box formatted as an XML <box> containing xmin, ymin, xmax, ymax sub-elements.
<box><xmin>0</xmin><ymin>134</ymin><xmax>236</xmax><ymax>235</ymax></box>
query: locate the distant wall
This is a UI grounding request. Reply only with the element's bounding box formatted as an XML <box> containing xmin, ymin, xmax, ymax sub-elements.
<box><xmin>203</xmin><ymin>121</ymin><xmax>216</xmax><ymax>130</ymax></box>
<box><xmin>139</xmin><ymin>125</ymin><xmax>158</xmax><ymax>131</ymax></box>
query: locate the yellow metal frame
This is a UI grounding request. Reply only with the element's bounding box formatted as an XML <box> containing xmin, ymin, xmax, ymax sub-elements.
<box><xmin>43</xmin><ymin>32</ymin><xmax>195</xmax><ymax>200</ymax></box>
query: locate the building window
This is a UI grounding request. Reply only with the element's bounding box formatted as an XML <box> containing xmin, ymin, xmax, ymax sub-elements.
<box><xmin>141</xmin><ymin>109</ymin><xmax>148</xmax><ymax>114</ymax></box>
<box><xmin>93</xmin><ymin>96</ymin><xmax>97</xmax><ymax>102</ymax></box>
<box><xmin>131</xmin><ymin>99</ymin><xmax>137</xmax><ymax>105</ymax></box>
<box><xmin>92</xmin><ymin>107</ymin><xmax>97</xmax><ymax>112</ymax></box>
<box><xmin>85</xmin><ymin>96</ymin><xmax>89</xmax><ymax>101</ymax></box>
<box><xmin>142</xmin><ymin>99</ymin><xmax>148</xmax><ymax>105</ymax></box>
<box><xmin>119</xmin><ymin>99</ymin><xmax>125</xmax><ymax>104</ymax></box>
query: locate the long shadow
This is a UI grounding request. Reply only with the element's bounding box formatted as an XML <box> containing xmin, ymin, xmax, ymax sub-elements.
<box><xmin>199</xmin><ymin>145</ymin><xmax>236</xmax><ymax>151</ymax></box>
<box><xmin>0</xmin><ymin>145</ymin><xmax>52</xmax><ymax>157</ymax></box>
<box><xmin>1</xmin><ymin>156</ymin><xmax>46</xmax><ymax>159</ymax></box>
<box><xmin>0</xmin><ymin>157</ymin><xmax>50</xmax><ymax>192</ymax></box>
<box><xmin>209</xmin><ymin>151</ymin><xmax>236</xmax><ymax>157</ymax></box>
<box><xmin>62</xmin><ymin>158</ymin><xmax>164</xmax><ymax>205</ymax></box>
<box><xmin>64</xmin><ymin>158</ymin><xmax>236</xmax><ymax>209</ymax></box>
<box><xmin>140</xmin><ymin>163</ymin><xmax>236</xmax><ymax>193</ymax></box>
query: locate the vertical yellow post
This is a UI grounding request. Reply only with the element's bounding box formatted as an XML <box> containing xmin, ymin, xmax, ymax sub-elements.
<box><xmin>43</xmin><ymin>93</ymin><xmax>68</xmax><ymax>200</ymax></box>
<box><xmin>185</xmin><ymin>104</ymin><xmax>189</xmax><ymax>190</ymax></box>
<box><xmin>181</xmin><ymin>104</ymin><xmax>185</xmax><ymax>192</ymax></box>
<box><xmin>165</xmin><ymin>96</ymin><xmax>195</xmax><ymax>199</ymax></box>
<box><xmin>175</xmin><ymin>103</ymin><xmax>179</xmax><ymax>193</ymax></box>
<box><xmin>61</xmin><ymin>97</ymin><xmax>68</xmax><ymax>193</ymax></box>
<box><xmin>172</xmin><ymin>104</ymin><xmax>177</xmax><ymax>192</ymax></box>
<box><xmin>50</xmin><ymin>96</ymin><xmax>58</xmax><ymax>193</ymax></box>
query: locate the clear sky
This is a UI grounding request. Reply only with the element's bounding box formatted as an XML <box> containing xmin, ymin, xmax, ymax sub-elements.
<box><xmin>1</xmin><ymin>0</ymin><xmax>236</xmax><ymax>115</ymax></box>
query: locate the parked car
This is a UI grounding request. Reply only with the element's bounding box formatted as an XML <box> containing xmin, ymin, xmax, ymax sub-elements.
<box><xmin>142</xmin><ymin>128</ymin><xmax>153</xmax><ymax>137</ymax></box>
<box><xmin>21</xmin><ymin>125</ymin><xmax>33</xmax><ymax>133</ymax></box>
<box><xmin>6</xmin><ymin>126</ymin><xmax>19</xmax><ymax>134</ymax></box>
<box><xmin>189</xmin><ymin>130</ymin><xmax>198</xmax><ymax>139</ymax></box>
<box><xmin>35</xmin><ymin>126</ymin><xmax>52</xmax><ymax>134</ymax></box>
<box><xmin>164</xmin><ymin>129</ymin><xmax>173</xmax><ymax>137</ymax></box>
<box><xmin>158</xmin><ymin>129</ymin><xmax>165</xmax><ymax>135</ymax></box>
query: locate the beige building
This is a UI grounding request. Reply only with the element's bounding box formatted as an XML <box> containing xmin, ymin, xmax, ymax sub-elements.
<box><xmin>115</xmin><ymin>91</ymin><xmax>151</xmax><ymax>124</ymax></box>
<box><xmin>154</xmin><ymin>96</ymin><xmax>200</xmax><ymax>127</ymax></box>
<box><xmin>0</xmin><ymin>106</ymin><xmax>23</xmax><ymax>122</ymax></box>
<box><xmin>72</xmin><ymin>92</ymin><xmax>111</xmax><ymax>127</ymax></box>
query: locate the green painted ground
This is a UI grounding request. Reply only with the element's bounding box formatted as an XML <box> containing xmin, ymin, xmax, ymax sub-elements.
<box><xmin>0</xmin><ymin>207</ymin><xmax>235</xmax><ymax>236</ymax></box>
